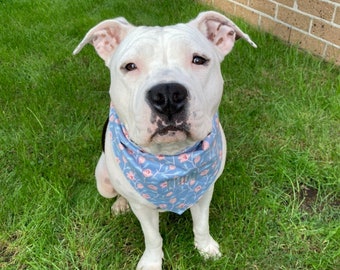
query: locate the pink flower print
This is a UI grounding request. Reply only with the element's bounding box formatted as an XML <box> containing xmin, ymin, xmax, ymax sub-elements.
<box><xmin>138</xmin><ymin>156</ymin><xmax>145</xmax><ymax>164</ymax></box>
<box><xmin>137</xmin><ymin>183</ymin><xmax>144</xmax><ymax>189</ymax></box>
<box><xmin>170</xmin><ymin>198</ymin><xmax>177</xmax><ymax>204</ymax></box>
<box><xmin>109</xmin><ymin>131</ymin><xmax>113</xmax><ymax>139</ymax></box>
<box><xmin>122</xmin><ymin>127</ymin><xmax>129</xmax><ymax>138</ymax></box>
<box><xmin>195</xmin><ymin>185</ymin><xmax>202</xmax><ymax>192</ymax></box>
<box><xmin>157</xmin><ymin>155</ymin><xmax>165</xmax><ymax>160</ymax></box>
<box><xmin>202</xmin><ymin>140</ymin><xmax>210</xmax><ymax>150</ymax></box>
<box><xmin>200</xmin><ymin>169</ymin><xmax>209</xmax><ymax>176</ymax></box>
<box><xmin>178</xmin><ymin>203</ymin><xmax>186</xmax><ymax>209</ymax></box>
<box><xmin>148</xmin><ymin>184</ymin><xmax>158</xmax><ymax>191</ymax></box>
<box><xmin>169</xmin><ymin>165</ymin><xmax>176</xmax><ymax>170</ymax></box>
<box><xmin>159</xmin><ymin>204</ymin><xmax>167</xmax><ymax>209</ymax></box>
<box><xmin>122</xmin><ymin>156</ymin><xmax>127</xmax><ymax>164</ymax></box>
<box><xmin>160</xmin><ymin>182</ymin><xmax>168</xmax><ymax>188</ymax></box>
<box><xmin>194</xmin><ymin>155</ymin><xmax>201</xmax><ymax>164</ymax></box>
<box><xmin>142</xmin><ymin>193</ymin><xmax>150</xmax><ymax>199</ymax></box>
<box><xmin>127</xmin><ymin>149</ymin><xmax>134</xmax><ymax>155</ymax></box>
<box><xmin>109</xmin><ymin>114</ymin><xmax>115</xmax><ymax>122</ymax></box>
<box><xmin>119</xmin><ymin>143</ymin><xmax>124</xmax><ymax>150</ymax></box>
<box><xmin>127</xmin><ymin>171</ymin><xmax>135</xmax><ymax>180</ymax></box>
<box><xmin>166</xmin><ymin>191</ymin><xmax>173</xmax><ymax>197</ymax></box>
<box><xmin>143</xmin><ymin>169</ymin><xmax>153</xmax><ymax>177</ymax></box>
<box><xmin>189</xmin><ymin>179</ymin><xmax>195</xmax><ymax>186</ymax></box>
<box><xmin>180</xmin><ymin>177</ymin><xmax>186</xmax><ymax>185</ymax></box>
<box><xmin>178</xmin><ymin>153</ymin><xmax>190</xmax><ymax>163</ymax></box>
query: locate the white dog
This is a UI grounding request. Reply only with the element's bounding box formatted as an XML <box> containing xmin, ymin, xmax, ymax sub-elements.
<box><xmin>74</xmin><ymin>11</ymin><xmax>256</xmax><ymax>269</ymax></box>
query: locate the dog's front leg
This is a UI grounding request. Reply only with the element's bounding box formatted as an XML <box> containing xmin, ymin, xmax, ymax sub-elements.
<box><xmin>130</xmin><ymin>203</ymin><xmax>163</xmax><ymax>270</ymax></box>
<box><xmin>190</xmin><ymin>185</ymin><xmax>221</xmax><ymax>259</ymax></box>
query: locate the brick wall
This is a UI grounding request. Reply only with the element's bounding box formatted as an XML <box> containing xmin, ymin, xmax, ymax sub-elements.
<box><xmin>201</xmin><ymin>0</ymin><xmax>340</xmax><ymax>64</ymax></box>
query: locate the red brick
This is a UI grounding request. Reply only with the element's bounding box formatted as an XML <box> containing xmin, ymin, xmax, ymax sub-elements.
<box><xmin>249</xmin><ymin>0</ymin><xmax>276</xmax><ymax>17</ymax></box>
<box><xmin>290</xmin><ymin>28</ymin><xmax>326</xmax><ymax>55</ymax></box>
<box><xmin>311</xmin><ymin>19</ymin><xmax>340</xmax><ymax>46</ymax></box>
<box><xmin>325</xmin><ymin>44</ymin><xmax>340</xmax><ymax>65</ymax></box>
<box><xmin>297</xmin><ymin>0</ymin><xmax>335</xmax><ymax>21</ymax></box>
<box><xmin>235</xmin><ymin>4</ymin><xmax>260</xmax><ymax>26</ymax></box>
<box><xmin>214</xmin><ymin>0</ymin><xmax>236</xmax><ymax>16</ymax></box>
<box><xmin>260</xmin><ymin>16</ymin><xmax>291</xmax><ymax>42</ymax></box>
<box><xmin>278</xmin><ymin>6</ymin><xmax>311</xmax><ymax>31</ymax></box>
<box><xmin>233</xmin><ymin>0</ymin><xmax>248</xmax><ymax>4</ymax></box>
<box><xmin>335</xmin><ymin>7</ymin><xmax>340</xmax><ymax>25</ymax></box>
<box><xmin>235</xmin><ymin>5</ymin><xmax>259</xmax><ymax>25</ymax></box>
<box><xmin>275</xmin><ymin>0</ymin><xmax>295</xmax><ymax>7</ymax></box>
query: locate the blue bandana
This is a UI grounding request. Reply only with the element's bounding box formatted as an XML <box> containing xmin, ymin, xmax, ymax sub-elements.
<box><xmin>108</xmin><ymin>105</ymin><xmax>224</xmax><ymax>215</ymax></box>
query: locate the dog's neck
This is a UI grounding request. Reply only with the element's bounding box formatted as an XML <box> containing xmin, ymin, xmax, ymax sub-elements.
<box><xmin>109</xmin><ymin>107</ymin><xmax>206</xmax><ymax>156</ymax></box>
<box><xmin>141</xmin><ymin>139</ymin><xmax>198</xmax><ymax>156</ymax></box>
<box><xmin>108</xmin><ymin>106</ymin><xmax>223</xmax><ymax>214</ymax></box>
<box><xmin>108</xmin><ymin>105</ymin><xmax>219</xmax><ymax>157</ymax></box>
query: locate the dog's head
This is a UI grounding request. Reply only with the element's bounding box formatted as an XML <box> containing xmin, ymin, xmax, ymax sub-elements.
<box><xmin>74</xmin><ymin>11</ymin><xmax>256</xmax><ymax>155</ymax></box>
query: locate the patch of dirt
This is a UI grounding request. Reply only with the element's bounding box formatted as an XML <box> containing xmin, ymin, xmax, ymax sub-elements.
<box><xmin>298</xmin><ymin>183</ymin><xmax>340</xmax><ymax>214</ymax></box>
<box><xmin>298</xmin><ymin>184</ymin><xmax>319</xmax><ymax>212</ymax></box>
<box><xmin>0</xmin><ymin>232</ymin><xmax>25</xmax><ymax>269</ymax></box>
<box><xmin>0</xmin><ymin>240</ymin><xmax>16</xmax><ymax>265</ymax></box>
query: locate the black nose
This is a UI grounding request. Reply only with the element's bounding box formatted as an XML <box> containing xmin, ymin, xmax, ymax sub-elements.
<box><xmin>147</xmin><ymin>83</ymin><xmax>188</xmax><ymax>120</ymax></box>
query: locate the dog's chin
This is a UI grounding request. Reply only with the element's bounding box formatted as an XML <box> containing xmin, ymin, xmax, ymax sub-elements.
<box><xmin>137</xmin><ymin>128</ymin><xmax>195</xmax><ymax>155</ymax></box>
<box><xmin>151</xmin><ymin>129</ymin><xmax>188</xmax><ymax>144</ymax></box>
<box><xmin>133</xmin><ymin>125</ymin><xmax>210</xmax><ymax>155</ymax></box>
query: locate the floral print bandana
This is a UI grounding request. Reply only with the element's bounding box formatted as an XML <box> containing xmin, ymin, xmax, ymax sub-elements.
<box><xmin>108</xmin><ymin>104</ymin><xmax>224</xmax><ymax>215</ymax></box>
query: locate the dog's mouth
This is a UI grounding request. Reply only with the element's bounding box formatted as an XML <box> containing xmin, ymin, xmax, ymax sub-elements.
<box><xmin>151</xmin><ymin>124</ymin><xmax>191</xmax><ymax>143</ymax></box>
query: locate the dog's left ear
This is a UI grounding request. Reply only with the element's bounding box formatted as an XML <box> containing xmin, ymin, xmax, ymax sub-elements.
<box><xmin>73</xmin><ymin>17</ymin><xmax>135</xmax><ymax>66</ymax></box>
<box><xmin>189</xmin><ymin>11</ymin><xmax>257</xmax><ymax>57</ymax></box>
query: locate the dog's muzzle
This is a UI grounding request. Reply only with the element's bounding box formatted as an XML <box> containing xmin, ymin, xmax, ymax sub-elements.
<box><xmin>146</xmin><ymin>83</ymin><xmax>190</xmax><ymax>142</ymax></box>
<box><xmin>146</xmin><ymin>83</ymin><xmax>188</xmax><ymax>121</ymax></box>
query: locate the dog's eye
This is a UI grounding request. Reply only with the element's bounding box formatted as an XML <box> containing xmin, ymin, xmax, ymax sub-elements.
<box><xmin>124</xmin><ymin>63</ymin><xmax>137</xmax><ymax>71</ymax></box>
<box><xmin>192</xmin><ymin>55</ymin><xmax>209</xmax><ymax>65</ymax></box>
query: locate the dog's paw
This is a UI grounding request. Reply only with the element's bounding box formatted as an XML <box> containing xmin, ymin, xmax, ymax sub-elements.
<box><xmin>136</xmin><ymin>261</ymin><xmax>162</xmax><ymax>270</ymax></box>
<box><xmin>195</xmin><ymin>237</ymin><xmax>221</xmax><ymax>259</ymax></box>
<box><xmin>111</xmin><ymin>196</ymin><xmax>130</xmax><ymax>215</ymax></box>
<box><xmin>136</xmin><ymin>252</ymin><xmax>162</xmax><ymax>270</ymax></box>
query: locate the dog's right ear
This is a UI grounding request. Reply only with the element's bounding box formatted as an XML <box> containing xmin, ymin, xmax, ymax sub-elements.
<box><xmin>73</xmin><ymin>17</ymin><xmax>134</xmax><ymax>66</ymax></box>
<box><xmin>189</xmin><ymin>11</ymin><xmax>257</xmax><ymax>59</ymax></box>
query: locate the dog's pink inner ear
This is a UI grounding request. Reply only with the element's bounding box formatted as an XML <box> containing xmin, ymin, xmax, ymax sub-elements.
<box><xmin>73</xmin><ymin>17</ymin><xmax>135</xmax><ymax>65</ymax></box>
<box><xmin>91</xmin><ymin>28</ymin><xmax>121</xmax><ymax>63</ymax></box>
<box><xmin>204</xmin><ymin>20</ymin><xmax>236</xmax><ymax>56</ymax></box>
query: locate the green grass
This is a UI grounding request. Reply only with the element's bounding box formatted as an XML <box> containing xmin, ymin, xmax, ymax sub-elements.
<box><xmin>0</xmin><ymin>0</ymin><xmax>339</xmax><ymax>269</ymax></box>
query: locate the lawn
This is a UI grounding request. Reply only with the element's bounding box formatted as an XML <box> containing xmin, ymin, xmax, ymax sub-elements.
<box><xmin>0</xmin><ymin>0</ymin><xmax>339</xmax><ymax>269</ymax></box>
